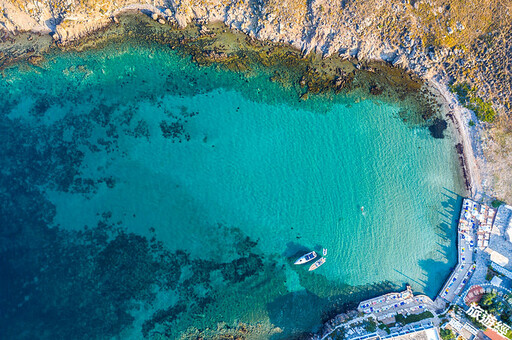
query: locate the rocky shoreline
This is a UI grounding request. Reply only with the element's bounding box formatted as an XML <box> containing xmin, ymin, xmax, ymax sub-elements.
<box><xmin>1</xmin><ymin>7</ymin><xmax>485</xmax><ymax>197</ymax></box>
<box><xmin>2</xmin><ymin>0</ymin><xmax>501</xmax><ymax>198</ymax></box>
<box><xmin>0</xmin><ymin>4</ymin><xmax>506</xmax><ymax>338</ymax></box>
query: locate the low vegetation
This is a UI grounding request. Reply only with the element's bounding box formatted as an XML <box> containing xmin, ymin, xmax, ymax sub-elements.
<box><xmin>467</xmin><ymin>315</ymin><xmax>487</xmax><ymax>330</ymax></box>
<box><xmin>486</xmin><ymin>265</ymin><xmax>500</xmax><ymax>281</ymax></box>
<box><xmin>465</xmin><ymin>292</ymin><xmax>512</xmax><ymax>337</ymax></box>
<box><xmin>480</xmin><ymin>292</ymin><xmax>512</xmax><ymax>325</ymax></box>
<box><xmin>378</xmin><ymin>323</ymin><xmax>391</xmax><ymax>334</ymax></box>
<box><xmin>440</xmin><ymin>328</ymin><xmax>455</xmax><ymax>340</ymax></box>
<box><xmin>364</xmin><ymin>319</ymin><xmax>377</xmax><ymax>333</ymax></box>
<box><xmin>451</xmin><ymin>82</ymin><xmax>497</xmax><ymax>123</ymax></box>
<box><xmin>492</xmin><ymin>199</ymin><xmax>506</xmax><ymax>208</ymax></box>
<box><xmin>395</xmin><ymin>311</ymin><xmax>434</xmax><ymax>325</ymax></box>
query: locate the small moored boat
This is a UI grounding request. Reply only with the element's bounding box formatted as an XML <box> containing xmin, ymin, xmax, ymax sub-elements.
<box><xmin>323</xmin><ymin>248</ymin><xmax>327</xmax><ymax>256</ymax></box>
<box><xmin>309</xmin><ymin>257</ymin><xmax>326</xmax><ymax>271</ymax></box>
<box><xmin>294</xmin><ymin>251</ymin><xmax>317</xmax><ymax>265</ymax></box>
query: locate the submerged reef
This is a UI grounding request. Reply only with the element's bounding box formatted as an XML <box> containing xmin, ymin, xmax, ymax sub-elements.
<box><xmin>0</xmin><ymin>210</ymin><xmax>273</xmax><ymax>339</ymax></box>
<box><xmin>0</xmin><ymin>207</ymin><xmax>398</xmax><ymax>339</ymax></box>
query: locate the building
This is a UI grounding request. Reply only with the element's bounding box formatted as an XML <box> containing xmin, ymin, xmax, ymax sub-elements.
<box><xmin>464</xmin><ymin>285</ymin><xmax>485</xmax><ymax>305</ymax></box>
<box><xmin>491</xmin><ymin>276</ymin><xmax>503</xmax><ymax>287</ymax></box>
<box><xmin>460</xmin><ymin>199</ymin><xmax>495</xmax><ymax>249</ymax></box>
<box><xmin>381</xmin><ymin>326</ymin><xmax>440</xmax><ymax>340</ymax></box>
<box><xmin>357</xmin><ymin>286</ymin><xmax>435</xmax><ymax>323</ymax></box>
<box><xmin>443</xmin><ymin>317</ymin><xmax>479</xmax><ymax>340</ymax></box>
<box><xmin>487</xmin><ymin>205</ymin><xmax>512</xmax><ymax>272</ymax></box>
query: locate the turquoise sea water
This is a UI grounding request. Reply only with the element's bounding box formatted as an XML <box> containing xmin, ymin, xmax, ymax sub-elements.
<box><xmin>0</xmin><ymin>41</ymin><xmax>464</xmax><ymax>338</ymax></box>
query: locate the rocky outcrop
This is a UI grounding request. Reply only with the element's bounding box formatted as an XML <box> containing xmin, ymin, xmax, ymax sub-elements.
<box><xmin>0</xmin><ymin>0</ymin><xmax>509</xmax><ymax>83</ymax></box>
<box><xmin>1</xmin><ymin>0</ymin><xmax>509</xmax><ymax>109</ymax></box>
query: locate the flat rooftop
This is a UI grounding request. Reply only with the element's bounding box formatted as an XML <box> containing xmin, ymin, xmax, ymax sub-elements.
<box><xmin>382</xmin><ymin>327</ymin><xmax>440</xmax><ymax>340</ymax></box>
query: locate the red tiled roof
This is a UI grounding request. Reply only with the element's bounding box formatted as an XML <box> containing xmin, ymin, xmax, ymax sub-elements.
<box><xmin>485</xmin><ymin>329</ymin><xmax>508</xmax><ymax>340</ymax></box>
<box><xmin>464</xmin><ymin>285</ymin><xmax>484</xmax><ymax>305</ymax></box>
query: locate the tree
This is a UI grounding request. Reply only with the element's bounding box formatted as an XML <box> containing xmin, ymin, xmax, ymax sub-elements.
<box><xmin>440</xmin><ymin>328</ymin><xmax>455</xmax><ymax>340</ymax></box>
<box><xmin>481</xmin><ymin>293</ymin><xmax>497</xmax><ymax>307</ymax></box>
<box><xmin>365</xmin><ymin>319</ymin><xmax>377</xmax><ymax>333</ymax></box>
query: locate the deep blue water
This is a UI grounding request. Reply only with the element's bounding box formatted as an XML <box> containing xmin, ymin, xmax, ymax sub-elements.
<box><xmin>0</xmin><ymin>40</ymin><xmax>464</xmax><ymax>339</ymax></box>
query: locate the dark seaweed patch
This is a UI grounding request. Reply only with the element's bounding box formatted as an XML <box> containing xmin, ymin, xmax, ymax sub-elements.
<box><xmin>102</xmin><ymin>176</ymin><xmax>116</xmax><ymax>188</ymax></box>
<box><xmin>0</xmin><ymin>114</ymin><xmax>85</xmax><ymax>193</ymax></box>
<box><xmin>95</xmin><ymin>233</ymin><xmax>159</xmax><ymax>301</ymax></box>
<box><xmin>220</xmin><ymin>253</ymin><xmax>264</xmax><ymax>283</ymax></box>
<box><xmin>142</xmin><ymin>303</ymin><xmax>187</xmax><ymax>338</ymax></box>
<box><xmin>90</xmin><ymin>103</ymin><xmax>115</xmax><ymax>127</ymax></box>
<box><xmin>30</xmin><ymin>97</ymin><xmax>51</xmax><ymax>117</ymax></box>
<box><xmin>428</xmin><ymin>118</ymin><xmax>448</xmax><ymax>139</ymax></box>
<box><xmin>126</xmin><ymin>119</ymin><xmax>151</xmax><ymax>140</ymax></box>
<box><xmin>160</xmin><ymin>120</ymin><xmax>190</xmax><ymax>142</ymax></box>
<box><xmin>0</xmin><ymin>179</ymin><xmax>273</xmax><ymax>340</ymax></box>
<box><xmin>369</xmin><ymin>84</ymin><xmax>383</xmax><ymax>95</ymax></box>
<box><xmin>159</xmin><ymin>107</ymin><xmax>198</xmax><ymax>142</ymax></box>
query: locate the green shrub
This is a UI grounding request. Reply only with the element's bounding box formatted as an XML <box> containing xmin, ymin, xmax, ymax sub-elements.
<box><xmin>440</xmin><ymin>328</ymin><xmax>455</xmax><ymax>340</ymax></box>
<box><xmin>486</xmin><ymin>265</ymin><xmax>501</xmax><ymax>281</ymax></box>
<box><xmin>395</xmin><ymin>311</ymin><xmax>434</xmax><ymax>325</ymax></box>
<box><xmin>451</xmin><ymin>82</ymin><xmax>496</xmax><ymax>123</ymax></box>
<box><xmin>365</xmin><ymin>319</ymin><xmax>377</xmax><ymax>333</ymax></box>
<box><xmin>451</xmin><ymin>82</ymin><xmax>471</xmax><ymax>100</ymax></box>
<box><xmin>492</xmin><ymin>200</ymin><xmax>505</xmax><ymax>208</ymax></box>
<box><xmin>481</xmin><ymin>292</ymin><xmax>497</xmax><ymax>306</ymax></box>
<box><xmin>467</xmin><ymin>315</ymin><xmax>488</xmax><ymax>330</ymax></box>
<box><xmin>469</xmin><ymin>120</ymin><xmax>475</xmax><ymax>126</ymax></box>
<box><xmin>378</xmin><ymin>323</ymin><xmax>391</xmax><ymax>334</ymax></box>
<box><xmin>468</xmin><ymin>97</ymin><xmax>496</xmax><ymax>123</ymax></box>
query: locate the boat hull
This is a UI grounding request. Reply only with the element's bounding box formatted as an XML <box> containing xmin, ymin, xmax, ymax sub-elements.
<box><xmin>294</xmin><ymin>251</ymin><xmax>317</xmax><ymax>265</ymax></box>
<box><xmin>309</xmin><ymin>257</ymin><xmax>326</xmax><ymax>271</ymax></box>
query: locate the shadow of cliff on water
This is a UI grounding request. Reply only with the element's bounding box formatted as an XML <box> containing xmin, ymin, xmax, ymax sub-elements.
<box><xmin>417</xmin><ymin>188</ymin><xmax>463</xmax><ymax>297</ymax></box>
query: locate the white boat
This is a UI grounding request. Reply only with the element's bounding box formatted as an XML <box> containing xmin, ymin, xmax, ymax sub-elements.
<box><xmin>323</xmin><ymin>248</ymin><xmax>327</xmax><ymax>256</ymax></box>
<box><xmin>294</xmin><ymin>251</ymin><xmax>317</xmax><ymax>265</ymax></box>
<box><xmin>309</xmin><ymin>257</ymin><xmax>326</xmax><ymax>271</ymax></box>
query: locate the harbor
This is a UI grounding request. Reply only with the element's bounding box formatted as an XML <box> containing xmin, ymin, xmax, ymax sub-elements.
<box><xmin>358</xmin><ymin>286</ymin><xmax>436</xmax><ymax>324</ymax></box>
<box><xmin>435</xmin><ymin>198</ymin><xmax>494</xmax><ymax>305</ymax></box>
<box><xmin>315</xmin><ymin>197</ymin><xmax>512</xmax><ymax>340</ymax></box>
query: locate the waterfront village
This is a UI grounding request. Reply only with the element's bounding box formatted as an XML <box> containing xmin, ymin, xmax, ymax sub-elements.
<box><xmin>314</xmin><ymin>196</ymin><xmax>512</xmax><ymax>340</ymax></box>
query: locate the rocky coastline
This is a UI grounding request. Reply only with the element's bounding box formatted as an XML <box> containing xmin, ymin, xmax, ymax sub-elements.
<box><xmin>0</xmin><ymin>1</ymin><xmax>510</xmax><ymax>338</ymax></box>
<box><xmin>3</xmin><ymin>1</ymin><xmax>508</xmax><ymax>198</ymax></box>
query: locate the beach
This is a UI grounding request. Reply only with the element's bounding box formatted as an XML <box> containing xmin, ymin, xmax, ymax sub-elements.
<box><xmin>429</xmin><ymin>78</ymin><xmax>486</xmax><ymax>197</ymax></box>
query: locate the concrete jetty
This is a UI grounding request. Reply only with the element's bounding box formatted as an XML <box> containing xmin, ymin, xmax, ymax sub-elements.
<box><xmin>434</xmin><ymin>198</ymin><xmax>495</xmax><ymax>306</ymax></box>
<box><xmin>358</xmin><ymin>286</ymin><xmax>436</xmax><ymax>324</ymax></box>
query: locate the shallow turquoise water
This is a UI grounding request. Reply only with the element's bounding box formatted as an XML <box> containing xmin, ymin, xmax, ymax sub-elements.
<box><xmin>0</xmin><ymin>41</ymin><xmax>464</xmax><ymax>338</ymax></box>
